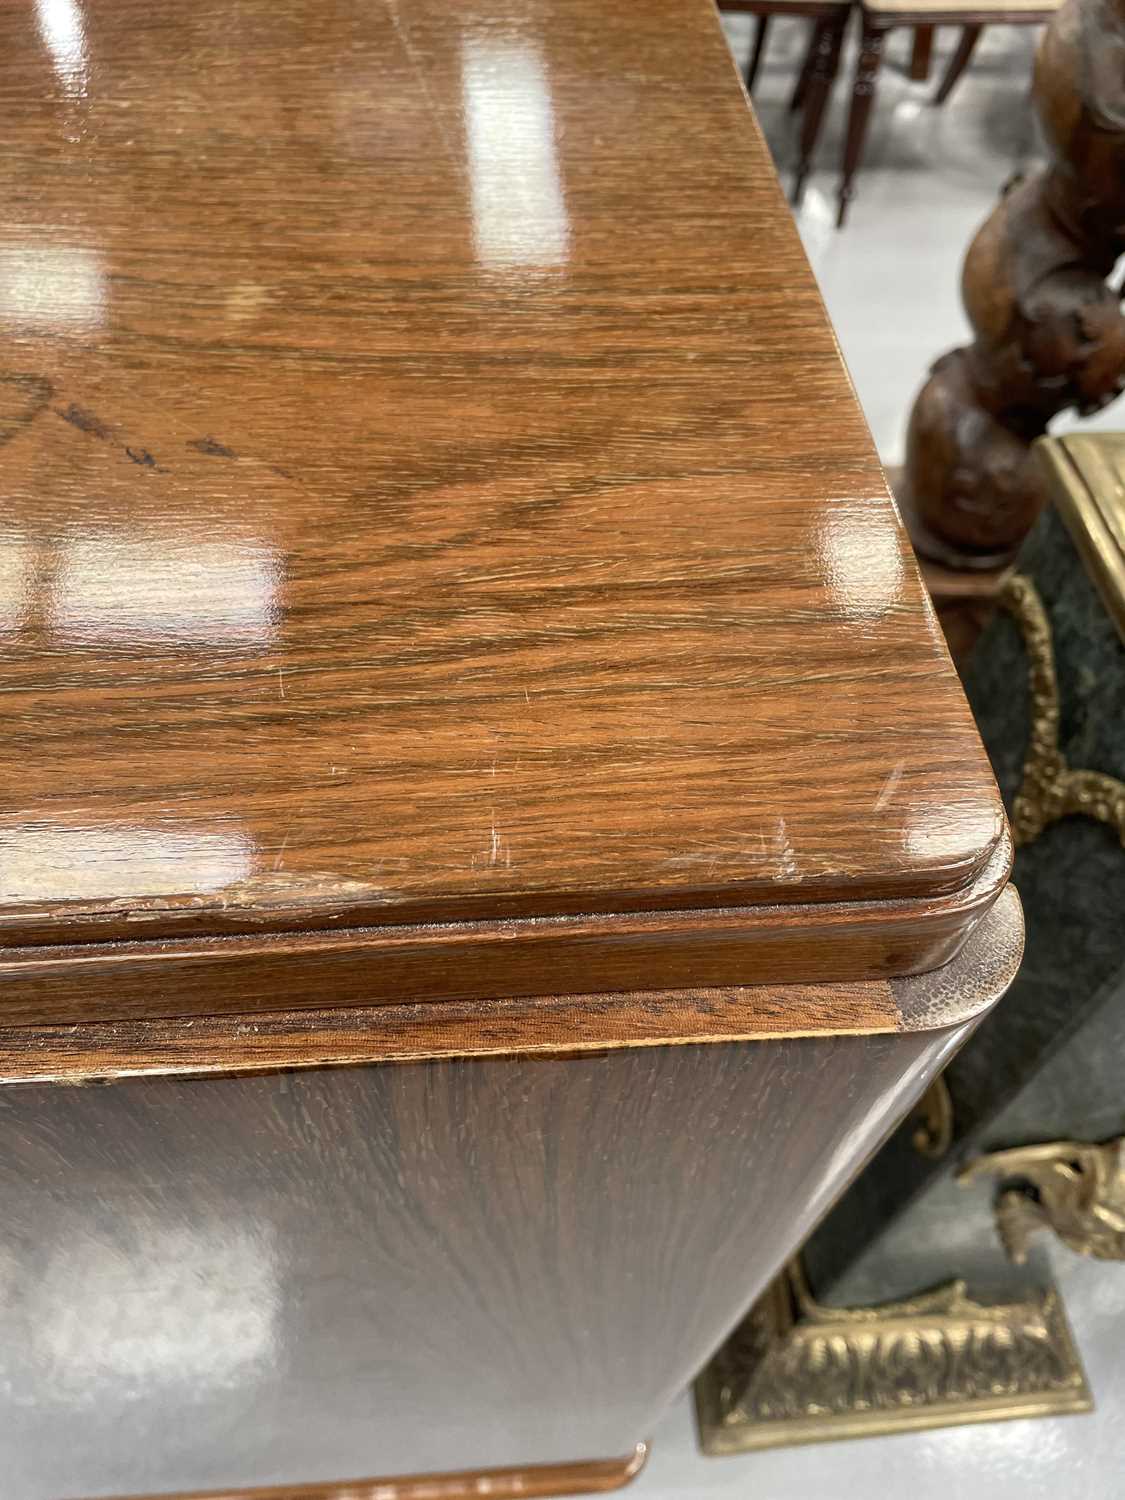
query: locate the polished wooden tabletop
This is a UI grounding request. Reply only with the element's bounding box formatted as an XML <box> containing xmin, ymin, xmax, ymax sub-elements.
<box><xmin>0</xmin><ymin>0</ymin><xmax>1006</xmax><ymax>1015</ymax></box>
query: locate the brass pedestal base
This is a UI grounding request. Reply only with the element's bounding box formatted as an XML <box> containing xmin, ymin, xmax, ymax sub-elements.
<box><xmin>695</xmin><ymin>1263</ymin><xmax>1091</xmax><ymax>1454</ymax></box>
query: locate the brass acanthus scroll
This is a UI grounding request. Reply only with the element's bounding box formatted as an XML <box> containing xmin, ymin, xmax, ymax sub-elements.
<box><xmin>961</xmin><ymin>1137</ymin><xmax>1125</xmax><ymax>1263</ymax></box>
<box><xmin>1000</xmin><ymin>573</ymin><xmax>1125</xmax><ymax>848</ymax></box>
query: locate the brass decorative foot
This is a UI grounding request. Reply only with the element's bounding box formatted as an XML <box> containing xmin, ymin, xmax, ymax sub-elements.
<box><xmin>695</xmin><ymin>1260</ymin><xmax>1091</xmax><ymax>1454</ymax></box>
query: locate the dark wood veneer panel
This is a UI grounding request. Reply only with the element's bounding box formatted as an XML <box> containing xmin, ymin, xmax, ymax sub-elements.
<box><xmin>0</xmin><ymin>1030</ymin><xmax>974</xmax><ymax>1498</ymax></box>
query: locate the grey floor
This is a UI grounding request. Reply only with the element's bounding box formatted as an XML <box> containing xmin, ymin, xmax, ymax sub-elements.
<box><xmin>639</xmin><ymin>1167</ymin><xmax>1125</xmax><ymax>1499</ymax></box>
<box><xmin>633</xmin><ymin>18</ymin><xmax>1125</xmax><ymax>1498</ymax></box>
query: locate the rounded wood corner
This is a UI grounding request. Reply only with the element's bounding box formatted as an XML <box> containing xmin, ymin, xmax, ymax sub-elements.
<box><xmin>891</xmin><ymin>882</ymin><xmax>1024</xmax><ymax>1034</ymax></box>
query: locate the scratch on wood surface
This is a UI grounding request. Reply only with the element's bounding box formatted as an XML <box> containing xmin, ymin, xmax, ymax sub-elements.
<box><xmin>485</xmin><ymin>819</ymin><xmax>512</xmax><ymax>869</ymax></box>
<box><xmin>383</xmin><ymin>0</ymin><xmax>458</xmax><ymax>162</ymax></box>
<box><xmin>874</xmin><ymin>763</ymin><xmax>905</xmax><ymax>811</ymax></box>
<box><xmin>21</xmin><ymin>872</ymin><xmax>399</xmax><ymax>925</ymax></box>
<box><xmin>772</xmin><ymin>816</ymin><xmax>801</xmax><ymax>882</ymax></box>
<box><xmin>188</xmin><ymin>435</ymin><xmax>238</xmax><ymax>459</ymax></box>
<box><xmin>663</xmin><ymin>832</ymin><xmax>769</xmax><ymax>871</ymax></box>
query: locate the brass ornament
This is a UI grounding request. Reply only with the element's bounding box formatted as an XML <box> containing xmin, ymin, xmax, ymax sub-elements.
<box><xmin>1035</xmin><ymin>433</ymin><xmax>1125</xmax><ymax>649</ymax></box>
<box><xmin>961</xmin><ymin>1137</ymin><xmax>1125</xmax><ymax>1264</ymax></box>
<box><xmin>912</xmin><ymin>1075</ymin><xmax>954</xmax><ymax>1159</ymax></box>
<box><xmin>695</xmin><ymin>1259</ymin><xmax>1091</xmax><ymax>1453</ymax></box>
<box><xmin>1000</xmin><ymin>573</ymin><xmax>1125</xmax><ymax>848</ymax></box>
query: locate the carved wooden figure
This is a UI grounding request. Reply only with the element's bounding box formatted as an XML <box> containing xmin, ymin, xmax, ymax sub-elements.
<box><xmin>900</xmin><ymin>0</ymin><xmax>1125</xmax><ymax>571</ymax></box>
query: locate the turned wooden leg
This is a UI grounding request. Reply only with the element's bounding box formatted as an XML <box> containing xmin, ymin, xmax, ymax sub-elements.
<box><xmin>792</xmin><ymin>14</ymin><xmax>847</xmax><ymax>207</ymax></box>
<box><xmin>837</xmin><ymin>17</ymin><xmax>887</xmax><ymax>228</ymax></box>
<box><xmin>746</xmin><ymin>14</ymin><xmax>771</xmax><ymax>92</ymax></box>
<box><xmin>933</xmin><ymin>24</ymin><xmax>983</xmax><ymax>104</ymax></box>
<box><xmin>789</xmin><ymin>17</ymin><xmax>821</xmax><ymax>111</ymax></box>
<box><xmin>910</xmin><ymin>24</ymin><xmax>935</xmax><ymax>80</ymax></box>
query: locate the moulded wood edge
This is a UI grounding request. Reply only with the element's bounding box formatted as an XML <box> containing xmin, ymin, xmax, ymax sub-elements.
<box><xmin>0</xmin><ymin>889</ymin><xmax>1022</xmax><ymax>1085</ymax></box>
<box><xmin>890</xmin><ymin>883</ymin><xmax>1023</xmax><ymax>1032</ymax></box>
<box><xmin>0</xmin><ymin>828</ymin><xmax>1015</xmax><ymax>1030</ymax></box>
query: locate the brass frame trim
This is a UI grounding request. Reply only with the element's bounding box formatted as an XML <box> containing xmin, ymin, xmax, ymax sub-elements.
<box><xmin>1000</xmin><ymin>573</ymin><xmax>1125</xmax><ymax>847</ymax></box>
<box><xmin>695</xmin><ymin>1261</ymin><xmax>1092</xmax><ymax>1453</ymax></box>
<box><xmin>1037</xmin><ymin>435</ymin><xmax>1125</xmax><ymax>648</ymax></box>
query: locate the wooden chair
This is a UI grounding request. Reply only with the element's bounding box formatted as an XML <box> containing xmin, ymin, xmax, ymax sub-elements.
<box><xmin>836</xmin><ymin>0</ymin><xmax>1060</xmax><ymax>227</ymax></box>
<box><xmin>720</xmin><ymin>0</ymin><xmax>851</xmax><ymax>205</ymax></box>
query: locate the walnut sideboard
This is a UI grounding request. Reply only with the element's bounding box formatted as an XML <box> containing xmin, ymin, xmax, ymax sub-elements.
<box><xmin>0</xmin><ymin>0</ymin><xmax>1018</xmax><ymax>1495</ymax></box>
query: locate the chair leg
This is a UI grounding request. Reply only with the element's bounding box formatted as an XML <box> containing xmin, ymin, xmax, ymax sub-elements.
<box><xmin>933</xmin><ymin>24</ymin><xmax>983</xmax><ymax>104</ymax></box>
<box><xmin>746</xmin><ymin>14</ymin><xmax>771</xmax><ymax>92</ymax></box>
<box><xmin>791</xmin><ymin>14</ymin><xmax>847</xmax><ymax>207</ymax></box>
<box><xmin>909</xmin><ymin>25</ymin><xmax>935</xmax><ymax>80</ymax></box>
<box><xmin>837</xmin><ymin>18</ymin><xmax>888</xmax><ymax>228</ymax></box>
<box><xmin>789</xmin><ymin>17</ymin><xmax>821</xmax><ymax>112</ymax></box>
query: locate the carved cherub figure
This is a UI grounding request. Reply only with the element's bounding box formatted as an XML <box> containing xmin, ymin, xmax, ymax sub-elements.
<box><xmin>960</xmin><ymin>1138</ymin><xmax>1125</xmax><ymax>1264</ymax></box>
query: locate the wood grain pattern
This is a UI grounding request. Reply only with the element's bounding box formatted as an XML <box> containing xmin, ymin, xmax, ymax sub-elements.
<box><xmin>0</xmin><ymin>0</ymin><xmax>1006</xmax><ymax>1006</ymax></box>
<box><xmin>0</xmin><ymin>885</ymin><xmax>1022</xmax><ymax>1085</ymax></box>
<box><xmin>111</xmin><ymin>1447</ymin><xmax>648</xmax><ymax>1500</ymax></box>
<box><xmin>0</xmin><ymin>826</ymin><xmax>1012</xmax><ymax>1028</ymax></box>
<box><xmin>1</xmin><ymin>1027</ymin><xmax>975</xmax><ymax>1499</ymax></box>
<box><xmin>0</xmin><ymin>983</ymin><xmax>902</xmax><ymax>1086</ymax></box>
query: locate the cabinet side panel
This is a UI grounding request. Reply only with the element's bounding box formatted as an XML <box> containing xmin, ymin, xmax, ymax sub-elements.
<box><xmin>0</xmin><ymin>1029</ymin><xmax>968</xmax><ymax>1498</ymax></box>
